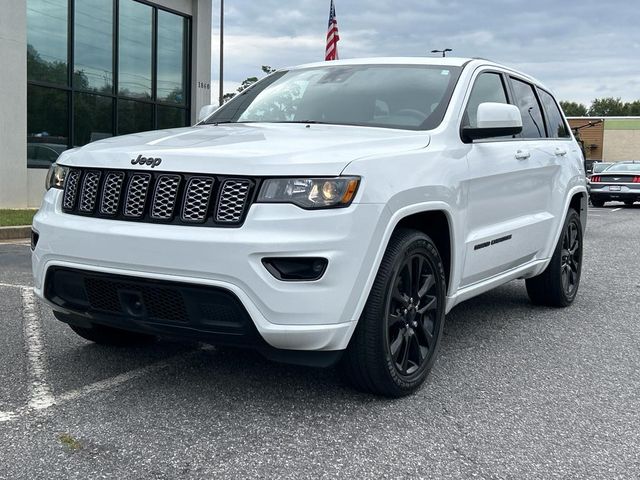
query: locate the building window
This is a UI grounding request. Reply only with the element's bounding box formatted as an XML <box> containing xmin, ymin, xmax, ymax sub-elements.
<box><xmin>74</xmin><ymin>0</ymin><xmax>114</xmax><ymax>93</ymax></box>
<box><xmin>26</xmin><ymin>0</ymin><xmax>192</xmax><ymax>168</ymax></box>
<box><xmin>118</xmin><ymin>0</ymin><xmax>153</xmax><ymax>99</ymax></box>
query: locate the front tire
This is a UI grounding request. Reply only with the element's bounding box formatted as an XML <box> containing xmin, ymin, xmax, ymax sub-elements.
<box><xmin>526</xmin><ymin>209</ymin><xmax>583</xmax><ymax>307</ymax></box>
<box><xmin>343</xmin><ymin>228</ymin><xmax>447</xmax><ymax>397</ymax></box>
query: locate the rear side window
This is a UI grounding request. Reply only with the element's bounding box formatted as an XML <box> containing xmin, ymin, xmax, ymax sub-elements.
<box><xmin>462</xmin><ymin>72</ymin><xmax>508</xmax><ymax>128</ymax></box>
<box><xmin>538</xmin><ymin>89</ymin><xmax>570</xmax><ymax>138</ymax></box>
<box><xmin>510</xmin><ymin>78</ymin><xmax>545</xmax><ymax>139</ymax></box>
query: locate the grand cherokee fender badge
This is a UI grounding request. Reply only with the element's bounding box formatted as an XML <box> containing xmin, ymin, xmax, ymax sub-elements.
<box><xmin>131</xmin><ymin>154</ymin><xmax>162</xmax><ymax>168</ymax></box>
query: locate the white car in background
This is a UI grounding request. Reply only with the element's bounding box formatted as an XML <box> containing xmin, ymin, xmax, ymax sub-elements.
<box><xmin>33</xmin><ymin>58</ymin><xmax>587</xmax><ymax>397</ymax></box>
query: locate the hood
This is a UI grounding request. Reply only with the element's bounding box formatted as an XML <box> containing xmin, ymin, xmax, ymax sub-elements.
<box><xmin>58</xmin><ymin>123</ymin><xmax>430</xmax><ymax>176</ymax></box>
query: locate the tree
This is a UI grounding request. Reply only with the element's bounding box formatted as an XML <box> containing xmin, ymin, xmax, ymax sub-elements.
<box><xmin>559</xmin><ymin>101</ymin><xmax>588</xmax><ymax>117</ymax></box>
<box><xmin>588</xmin><ymin>97</ymin><xmax>627</xmax><ymax>116</ymax></box>
<box><xmin>625</xmin><ymin>100</ymin><xmax>640</xmax><ymax>116</ymax></box>
<box><xmin>222</xmin><ymin>65</ymin><xmax>277</xmax><ymax>103</ymax></box>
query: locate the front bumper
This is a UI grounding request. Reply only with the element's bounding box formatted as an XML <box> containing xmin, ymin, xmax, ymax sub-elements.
<box><xmin>32</xmin><ymin>189</ymin><xmax>386</xmax><ymax>351</ymax></box>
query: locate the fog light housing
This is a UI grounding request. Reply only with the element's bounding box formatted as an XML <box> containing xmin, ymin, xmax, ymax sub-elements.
<box><xmin>262</xmin><ymin>257</ymin><xmax>328</xmax><ymax>281</ymax></box>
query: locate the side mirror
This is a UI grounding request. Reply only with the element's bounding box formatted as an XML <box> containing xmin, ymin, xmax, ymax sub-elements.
<box><xmin>198</xmin><ymin>104</ymin><xmax>219</xmax><ymax>122</ymax></box>
<box><xmin>462</xmin><ymin>103</ymin><xmax>523</xmax><ymax>142</ymax></box>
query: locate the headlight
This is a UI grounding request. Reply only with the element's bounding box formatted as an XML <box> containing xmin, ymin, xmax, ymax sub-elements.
<box><xmin>257</xmin><ymin>177</ymin><xmax>360</xmax><ymax>209</ymax></box>
<box><xmin>45</xmin><ymin>163</ymin><xmax>69</xmax><ymax>190</ymax></box>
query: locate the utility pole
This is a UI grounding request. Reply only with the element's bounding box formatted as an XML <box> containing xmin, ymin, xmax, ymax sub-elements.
<box><xmin>218</xmin><ymin>0</ymin><xmax>224</xmax><ymax>106</ymax></box>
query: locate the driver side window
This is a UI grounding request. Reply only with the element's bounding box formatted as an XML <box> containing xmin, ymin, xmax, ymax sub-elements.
<box><xmin>463</xmin><ymin>72</ymin><xmax>508</xmax><ymax>128</ymax></box>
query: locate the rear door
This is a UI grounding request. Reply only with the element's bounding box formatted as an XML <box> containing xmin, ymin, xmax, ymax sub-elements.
<box><xmin>461</xmin><ymin>72</ymin><xmax>553</xmax><ymax>287</ymax></box>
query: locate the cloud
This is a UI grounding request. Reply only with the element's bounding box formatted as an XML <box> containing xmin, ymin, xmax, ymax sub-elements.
<box><xmin>211</xmin><ymin>0</ymin><xmax>639</xmax><ymax>105</ymax></box>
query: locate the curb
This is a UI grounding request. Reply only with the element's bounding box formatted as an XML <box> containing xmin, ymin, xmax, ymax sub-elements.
<box><xmin>0</xmin><ymin>226</ymin><xmax>31</xmax><ymax>241</ymax></box>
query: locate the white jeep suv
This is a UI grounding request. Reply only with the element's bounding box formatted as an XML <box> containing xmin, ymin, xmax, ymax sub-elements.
<box><xmin>33</xmin><ymin>58</ymin><xmax>586</xmax><ymax>397</ymax></box>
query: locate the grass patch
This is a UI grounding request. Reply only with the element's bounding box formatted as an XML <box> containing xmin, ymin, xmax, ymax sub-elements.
<box><xmin>0</xmin><ymin>209</ymin><xmax>38</xmax><ymax>227</ymax></box>
<box><xmin>58</xmin><ymin>433</ymin><xmax>83</xmax><ymax>451</ymax></box>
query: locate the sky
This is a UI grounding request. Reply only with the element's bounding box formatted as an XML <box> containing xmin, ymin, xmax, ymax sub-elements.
<box><xmin>210</xmin><ymin>0</ymin><xmax>639</xmax><ymax>106</ymax></box>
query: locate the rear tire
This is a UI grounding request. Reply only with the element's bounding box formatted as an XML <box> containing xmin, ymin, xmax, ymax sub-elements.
<box><xmin>526</xmin><ymin>209</ymin><xmax>583</xmax><ymax>307</ymax></box>
<box><xmin>342</xmin><ymin>228</ymin><xmax>447</xmax><ymax>397</ymax></box>
<box><xmin>624</xmin><ymin>200</ymin><xmax>635</xmax><ymax>206</ymax></box>
<box><xmin>590</xmin><ymin>198</ymin><xmax>605</xmax><ymax>207</ymax></box>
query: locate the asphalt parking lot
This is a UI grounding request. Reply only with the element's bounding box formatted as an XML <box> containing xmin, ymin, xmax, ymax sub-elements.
<box><xmin>1</xmin><ymin>203</ymin><xmax>639</xmax><ymax>479</ymax></box>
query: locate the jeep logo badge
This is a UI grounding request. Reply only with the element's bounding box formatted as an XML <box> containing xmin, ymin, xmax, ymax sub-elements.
<box><xmin>131</xmin><ymin>154</ymin><xmax>162</xmax><ymax>168</ymax></box>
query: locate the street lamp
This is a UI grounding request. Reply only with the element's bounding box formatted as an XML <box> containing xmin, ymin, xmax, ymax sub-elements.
<box><xmin>218</xmin><ymin>0</ymin><xmax>224</xmax><ymax>106</ymax></box>
<box><xmin>431</xmin><ymin>48</ymin><xmax>452</xmax><ymax>57</ymax></box>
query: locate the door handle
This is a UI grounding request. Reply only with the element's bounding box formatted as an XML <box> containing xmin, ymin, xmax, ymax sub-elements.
<box><xmin>515</xmin><ymin>150</ymin><xmax>530</xmax><ymax>160</ymax></box>
<box><xmin>555</xmin><ymin>147</ymin><xmax>567</xmax><ymax>156</ymax></box>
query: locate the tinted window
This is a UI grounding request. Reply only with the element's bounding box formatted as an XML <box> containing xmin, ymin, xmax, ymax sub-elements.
<box><xmin>158</xmin><ymin>106</ymin><xmax>188</xmax><ymax>129</ymax></box>
<box><xmin>74</xmin><ymin>0</ymin><xmax>113</xmax><ymax>93</ymax></box>
<box><xmin>119</xmin><ymin>0</ymin><xmax>152</xmax><ymax>99</ymax></box>
<box><xmin>208</xmin><ymin>65</ymin><xmax>462</xmax><ymax>131</ymax></box>
<box><xmin>118</xmin><ymin>99</ymin><xmax>153</xmax><ymax>135</ymax></box>
<box><xmin>510</xmin><ymin>78</ymin><xmax>545</xmax><ymax>138</ymax></box>
<box><xmin>605</xmin><ymin>163</ymin><xmax>640</xmax><ymax>173</ymax></box>
<box><xmin>157</xmin><ymin>11</ymin><xmax>187</xmax><ymax>104</ymax></box>
<box><xmin>27</xmin><ymin>85</ymin><xmax>69</xmax><ymax>167</ymax></box>
<box><xmin>74</xmin><ymin>93</ymin><xmax>113</xmax><ymax>146</ymax></box>
<box><xmin>463</xmin><ymin>72</ymin><xmax>508</xmax><ymax>128</ymax></box>
<box><xmin>27</xmin><ymin>0</ymin><xmax>68</xmax><ymax>85</ymax></box>
<box><xmin>538</xmin><ymin>89</ymin><xmax>570</xmax><ymax>138</ymax></box>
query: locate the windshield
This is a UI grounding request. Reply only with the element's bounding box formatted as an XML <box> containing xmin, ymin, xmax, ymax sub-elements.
<box><xmin>592</xmin><ymin>163</ymin><xmax>612</xmax><ymax>173</ymax></box>
<box><xmin>604</xmin><ymin>163</ymin><xmax>640</xmax><ymax>173</ymax></box>
<box><xmin>205</xmin><ymin>64</ymin><xmax>462</xmax><ymax>130</ymax></box>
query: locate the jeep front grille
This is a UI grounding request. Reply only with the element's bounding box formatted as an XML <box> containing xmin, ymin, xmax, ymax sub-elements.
<box><xmin>61</xmin><ymin>168</ymin><xmax>256</xmax><ymax>227</ymax></box>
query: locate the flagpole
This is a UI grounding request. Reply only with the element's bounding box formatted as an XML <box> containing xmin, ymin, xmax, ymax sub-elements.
<box><xmin>218</xmin><ymin>0</ymin><xmax>224</xmax><ymax>106</ymax></box>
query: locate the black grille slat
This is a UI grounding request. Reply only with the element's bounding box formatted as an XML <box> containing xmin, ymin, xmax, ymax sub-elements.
<box><xmin>151</xmin><ymin>175</ymin><xmax>181</xmax><ymax>220</ymax></box>
<box><xmin>124</xmin><ymin>173</ymin><xmax>152</xmax><ymax>218</ymax></box>
<box><xmin>62</xmin><ymin>169</ymin><xmax>82</xmax><ymax>210</ymax></box>
<box><xmin>182</xmin><ymin>177</ymin><xmax>215</xmax><ymax>223</ymax></box>
<box><xmin>100</xmin><ymin>172</ymin><xmax>125</xmax><ymax>215</ymax></box>
<box><xmin>216</xmin><ymin>179</ymin><xmax>252</xmax><ymax>223</ymax></box>
<box><xmin>61</xmin><ymin>168</ymin><xmax>254</xmax><ymax>227</ymax></box>
<box><xmin>78</xmin><ymin>171</ymin><xmax>102</xmax><ymax>213</ymax></box>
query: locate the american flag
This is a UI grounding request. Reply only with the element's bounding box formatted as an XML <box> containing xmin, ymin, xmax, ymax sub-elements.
<box><xmin>325</xmin><ymin>0</ymin><xmax>340</xmax><ymax>61</ymax></box>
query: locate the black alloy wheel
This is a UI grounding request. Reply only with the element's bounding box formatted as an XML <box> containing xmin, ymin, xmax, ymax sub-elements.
<box><xmin>560</xmin><ymin>219</ymin><xmax>581</xmax><ymax>298</ymax></box>
<box><xmin>526</xmin><ymin>208</ymin><xmax>583</xmax><ymax>307</ymax></box>
<box><xmin>343</xmin><ymin>228</ymin><xmax>446</xmax><ymax>397</ymax></box>
<box><xmin>386</xmin><ymin>253</ymin><xmax>440</xmax><ymax>377</ymax></box>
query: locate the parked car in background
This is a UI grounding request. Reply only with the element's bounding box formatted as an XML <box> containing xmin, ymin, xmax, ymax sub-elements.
<box><xmin>589</xmin><ymin>161</ymin><xmax>640</xmax><ymax>207</ymax></box>
<box><xmin>27</xmin><ymin>143</ymin><xmax>67</xmax><ymax>169</ymax></box>
<box><xmin>589</xmin><ymin>162</ymin><xmax>614</xmax><ymax>177</ymax></box>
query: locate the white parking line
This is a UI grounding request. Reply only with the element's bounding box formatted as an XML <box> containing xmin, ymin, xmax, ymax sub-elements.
<box><xmin>21</xmin><ymin>287</ymin><xmax>55</xmax><ymax>410</ymax></box>
<box><xmin>0</xmin><ymin>282</ymin><xmax>31</xmax><ymax>289</ymax></box>
<box><xmin>611</xmin><ymin>208</ymin><xmax>623</xmax><ymax>212</ymax></box>
<box><xmin>56</xmin><ymin>358</ymin><xmax>176</xmax><ymax>404</ymax></box>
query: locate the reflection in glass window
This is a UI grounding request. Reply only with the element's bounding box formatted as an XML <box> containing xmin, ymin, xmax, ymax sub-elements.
<box><xmin>118</xmin><ymin>100</ymin><xmax>153</xmax><ymax>135</ymax></box>
<box><xmin>539</xmin><ymin>90</ymin><xmax>570</xmax><ymax>138</ymax></box>
<box><xmin>74</xmin><ymin>93</ymin><xmax>113</xmax><ymax>146</ymax></box>
<box><xmin>157</xmin><ymin>11</ymin><xmax>187</xmax><ymax>104</ymax></box>
<box><xmin>74</xmin><ymin>0</ymin><xmax>113</xmax><ymax>93</ymax></box>
<box><xmin>119</xmin><ymin>0</ymin><xmax>152</xmax><ymax>99</ymax></box>
<box><xmin>463</xmin><ymin>73</ymin><xmax>508</xmax><ymax>128</ymax></box>
<box><xmin>27</xmin><ymin>85</ymin><xmax>69</xmax><ymax>168</ymax></box>
<box><xmin>157</xmin><ymin>106</ymin><xmax>187</xmax><ymax>129</ymax></box>
<box><xmin>510</xmin><ymin>78</ymin><xmax>545</xmax><ymax>139</ymax></box>
<box><xmin>27</xmin><ymin>0</ymin><xmax>68</xmax><ymax>85</ymax></box>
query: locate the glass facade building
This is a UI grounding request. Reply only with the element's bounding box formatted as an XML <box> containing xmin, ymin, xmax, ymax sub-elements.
<box><xmin>26</xmin><ymin>0</ymin><xmax>192</xmax><ymax>168</ymax></box>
